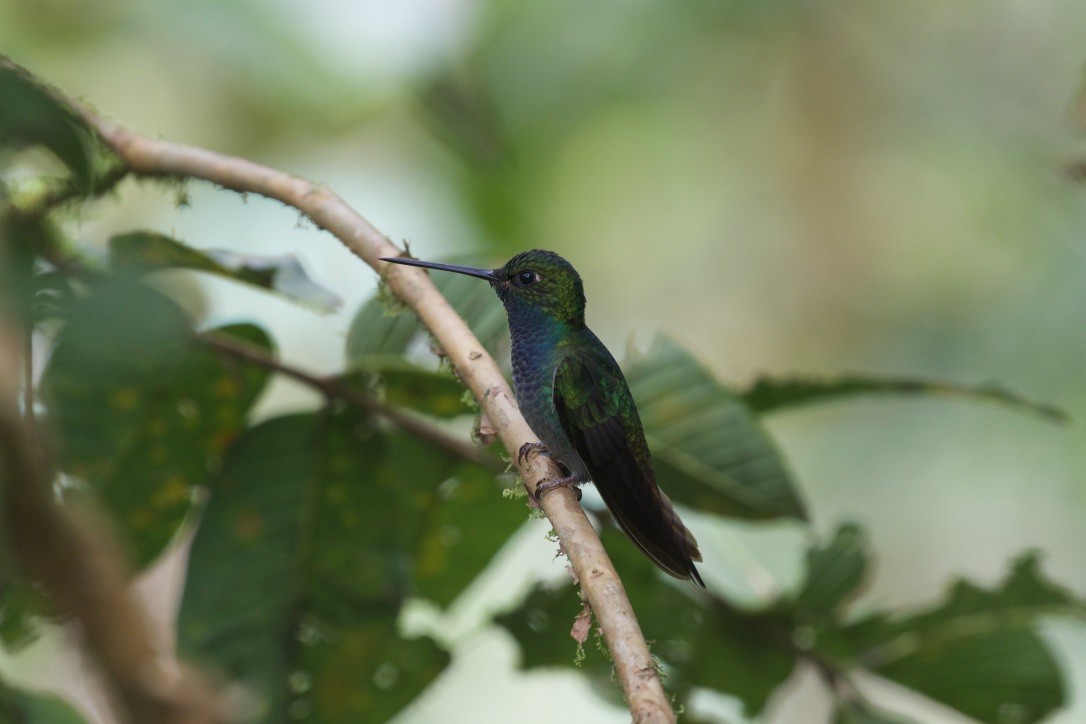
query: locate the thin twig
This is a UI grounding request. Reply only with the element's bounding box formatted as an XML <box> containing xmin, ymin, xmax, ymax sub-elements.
<box><xmin>55</xmin><ymin>79</ymin><xmax>675</xmax><ymax>721</ymax></box>
<box><xmin>197</xmin><ymin>331</ymin><xmax>501</xmax><ymax>472</ymax></box>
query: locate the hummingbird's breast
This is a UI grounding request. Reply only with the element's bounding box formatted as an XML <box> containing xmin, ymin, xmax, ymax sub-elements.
<box><xmin>508</xmin><ymin>315</ymin><xmax>590</xmax><ymax>481</ymax></box>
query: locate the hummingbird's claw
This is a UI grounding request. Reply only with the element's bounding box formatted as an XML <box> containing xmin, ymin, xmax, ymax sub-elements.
<box><xmin>518</xmin><ymin>441</ymin><xmax>549</xmax><ymax>465</ymax></box>
<box><xmin>531</xmin><ymin>474</ymin><xmax>582</xmax><ymax>505</ymax></box>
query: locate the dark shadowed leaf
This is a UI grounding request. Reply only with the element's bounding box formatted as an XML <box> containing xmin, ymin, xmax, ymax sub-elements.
<box><xmin>178</xmin><ymin>414</ymin><xmax>317</xmax><ymax>720</ymax></box>
<box><xmin>0</xmin><ymin>214</ymin><xmax>46</xmax><ymax>324</ymax></box>
<box><xmin>0</xmin><ymin>572</ymin><xmax>47</xmax><ymax>650</ymax></box>
<box><xmin>741</xmin><ymin>375</ymin><xmax>1066</xmax><ymax>422</ymax></box>
<box><xmin>791</xmin><ymin>523</ymin><xmax>869</xmax><ymax>626</ymax></box>
<box><xmin>109</xmin><ymin>232</ymin><xmax>341</xmax><ymax>312</ymax></box>
<box><xmin>0</xmin><ymin>687</ymin><xmax>87</xmax><ymax>724</ymax></box>
<box><xmin>825</xmin><ymin>553</ymin><xmax>1079</xmax><ymax>724</ymax></box>
<box><xmin>623</xmin><ymin>335</ymin><xmax>806</xmax><ymax>520</ymax></box>
<box><xmin>0</xmin><ymin>62</ymin><xmax>93</xmax><ymax>187</ymax></box>
<box><xmin>493</xmin><ymin>581</ymin><xmax>619</xmax><ymax>695</ymax></box>
<box><xmin>347</xmin><ymin>259</ymin><xmax>510</xmax><ymax>370</ymax></box>
<box><xmin>41</xmin><ymin>278</ymin><xmax>271</xmax><ymax>563</ymax></box>
<box><xmin>178</xmin><ymin>410</ymin><xmax>513</xmax><ymax>721</ymax></box>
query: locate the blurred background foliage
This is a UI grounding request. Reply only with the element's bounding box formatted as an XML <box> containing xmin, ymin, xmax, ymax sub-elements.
<box><xmin>3</xmin><ymin>0</ymin><xmax>1086</xmax><ymax>722</ymax></box>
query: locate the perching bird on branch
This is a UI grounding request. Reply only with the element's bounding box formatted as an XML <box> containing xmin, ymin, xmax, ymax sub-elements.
<box><xmin>381</xmin><ymin>250</ymin><xmax>704</xmax><ymax>586</ymax></box>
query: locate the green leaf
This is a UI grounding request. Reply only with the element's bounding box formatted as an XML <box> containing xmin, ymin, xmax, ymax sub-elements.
<box><xmin>0</xmin><ymin>62</ymin><xmax>93</xmax><ymax>187</ymax></box>
<box><xmin>413</xmin><ymin>465</ymin><xmax>524</xmax><ymax>607</ymax></box>
<box><xmin>109</xmin><ymin>232</ymin><xmax>341</xmax><ymax>312</ymax></box>
<box><xmin>41</xmin><ymin>278</ymin><xmax>272</xmax><ymax>564</ymax></box>
<box><xmin>0</xmin><ymin>682</ymin><xmax>87</xmax><ymax>724</ymax></box>
<box><xmin>741</xmin><ymin>374</ymin><xmax>1067</xmax><ymax>422</ymax></box>
<box><xmin>345</xmin><ymin>293</ymin><xmax>425</xmax><ymax>362</ymax></box>
<box><xmin>301</xmin><ymin>609</ymin><xmax>449</xmax><ymax>723</ymax></box>
<box><xmin>179</xmin><ymin>411</ymin><xmax>503</xmax><ymax>721</ymax></box>
<box><xmin>346</xmin><ymin>258</ymin><xmax>510</xmax><ymax>369</ymax></box>
<box><xmin>496</xmin><ymin>527</ymin><xmax>796</xmax><ymax>717</ymax></box>
<box><xmin>339</xmin><ymin>357</ymin><xmax>470</xmax><ymax>419</ymax></box>
<box><xmin>623</xmin><ymin>335</ymin><xmax>807</xmax><ymax>520</ymax></box>
<box><xmin>493</xmin><ymin>581</ymin><xmax>619</xmax><ymax>700</ymax></box>
<box><xmin>826</xmin><ymin>553</ymin><xmax>1079</xmax><ymax>724</ymax></box>
<box><xmin>791</xmin><ymin>523</ymin><xmax>868</xmax><ymax>626</ymax></box>
<box><xmin>0</xmin><ymin>214</ymin><xmax>45</xmax><ymax>324</ymax></box>
<box><xmin>0</xmin><ymin>574</ymin><xmax>46</xmax><ymax>651</ymax></box>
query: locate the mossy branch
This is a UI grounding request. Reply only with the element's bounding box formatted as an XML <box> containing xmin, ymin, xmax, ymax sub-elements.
<box><xmin>27</xmin><ymin>64</ymin><xmax>676</xmax><ymax>722</ymax></box>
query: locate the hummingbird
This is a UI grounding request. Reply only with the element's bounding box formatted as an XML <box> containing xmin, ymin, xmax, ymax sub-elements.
<box><xmin>381</xmin><ymin>250</ymin><xmax>704</xmax><ymax>586</ymax></box>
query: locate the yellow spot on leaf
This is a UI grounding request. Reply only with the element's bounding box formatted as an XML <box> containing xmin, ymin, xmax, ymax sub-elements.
<box><xmin>110</xmin><ymin>389</ymin><xmax>140</xmax><ymax>411</ymax></box>
<box><xmin>233</xmin><ymin>509</ymin><xmax>264</xmax><ymax>541</ymax></box>
<box><xmin>213</xmin><ymin>377</ymin><xmax>239</xmax><ymax>398</ymax></box>
<box><xmin>130</xmin><ymin>508</ymin><xmax>154</xmax><ymax>530</ymax></box>
<box><xmin>152</xmin><ymin>475</ymin><xmax>188</xmax><ymax>508</ymax></box>
<box><xmin>209</xmin><ymin>428</ymin><xmax>237</xmax><ymax>454</ymax></box>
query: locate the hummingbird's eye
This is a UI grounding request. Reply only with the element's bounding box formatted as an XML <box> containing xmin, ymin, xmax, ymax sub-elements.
<box><xmin>516</xmin><ymin>270</ymin><xmax>538</xmax><ymax>286</ymax></box>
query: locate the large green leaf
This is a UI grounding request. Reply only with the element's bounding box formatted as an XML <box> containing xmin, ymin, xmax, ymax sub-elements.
<box><xmin>623</xmin><ymin>335</ymin><xmax>806</xmax><ymax>520</ymax></box>
<box><xmin>179</xmin><ymin>409</ymin><xmax>518</xmax><ymax>721</ymax></box>
<box><xmin>791</xmin><ymin>523</ymin><xmax>868</xmax><ymax>627</ymax></box>
<box><xmin>825</xmin><ymin>553</ymin><xmax>1078</xmax><ymax>723</ymax></box>
<box><xmin>741</xmin><ymin>374</ymin><xmax>1066</xmax><ymax>422</ymax></box>
<box><xmin>495</xmin><ymin>526</ymin><xmax>797</xmax><ymax>717</ymax></box>
<box><xmin>0</xmin><ymin>62</ymin><xmax>93</xmax><ymax>187</ymax></box>
<box><xmin>413</xmin><ymin>464</ymin><xmax>524</xmax><ymax>607</ymax></box>
<box><xmin>41</xmin><ymin>278</ymin><xmax>272</xmax><ymax>563</ymax></box>
<box><xmin>110</xmin><ymin>232</ymin><xmax>341</xmax><ymax>312</ymax></box>
<box><xmin>493</xmin><ymin>581</ymin><xmax>621</xmax><ymax>704</ymax></box>
<box><xmin>346</xmin><ymin>259</ymin><xmax>510</xmax><ymax>369</ymax></box>
<box><xmin>0</xmin><ymin>684</ymin><xmax>87</xmax><ymax>724</ymax></box>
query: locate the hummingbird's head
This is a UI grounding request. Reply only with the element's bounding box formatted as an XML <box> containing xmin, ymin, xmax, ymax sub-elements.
<box><xmin>492</xmin><ymin>249</ymin><xmax>585</xmax><ymax>327</ymax></box>
<box><xmin>380</xmin><ymin>249</ymin><xmax>586</xmax><ymax>327</ymax></box>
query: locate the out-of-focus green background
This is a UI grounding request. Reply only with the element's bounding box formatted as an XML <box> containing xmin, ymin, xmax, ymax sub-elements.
<box><xmin>4</xmin><ymin>1</ymin><xmax>1086</xmax><ymax>721</ymax></box>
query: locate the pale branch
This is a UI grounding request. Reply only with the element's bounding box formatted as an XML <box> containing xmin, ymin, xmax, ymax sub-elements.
<box><xmin>197</xmin><ymin>330</ymin><xmax>502</xmax><ymax>472</ymax></box>
<box><xmin>62</xmin><ymin>77</ymin><xmax>676</xmax><ymax>721</ymax></box>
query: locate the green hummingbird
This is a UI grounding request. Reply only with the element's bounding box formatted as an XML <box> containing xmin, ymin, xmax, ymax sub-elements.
<box><xmin>381</xmin><ymin>250</ymin><xmax>704</xmax><ymax>586</ymax></box>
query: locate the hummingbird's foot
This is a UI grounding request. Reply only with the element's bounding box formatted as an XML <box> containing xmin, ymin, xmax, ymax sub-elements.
<box><xmin>530</xmin><ymin>474</ymin><xmax>582</xmax><ymax>506</ymax></box>
<box><xmin>517</xmin><ymin>441</ymin><xmax>551</xmax><ymax>465</ymax></box>
<box><xmin>519</xmin><ymin>443</ymin><xmax>572</xmax><ymax>475</ymax></box>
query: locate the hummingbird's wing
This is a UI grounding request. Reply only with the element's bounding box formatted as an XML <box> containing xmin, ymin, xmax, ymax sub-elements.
<box><xmin>553</xmin><ymin>349</ymin><xmax>704</xmax><ymax>585</ymax></box>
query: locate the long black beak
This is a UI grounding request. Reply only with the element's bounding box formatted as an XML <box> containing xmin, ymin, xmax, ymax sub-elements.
<box><xmin>380</xmin><ymin>256</ymin><xmax>498</xmax><ymax>282</ymax></box>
